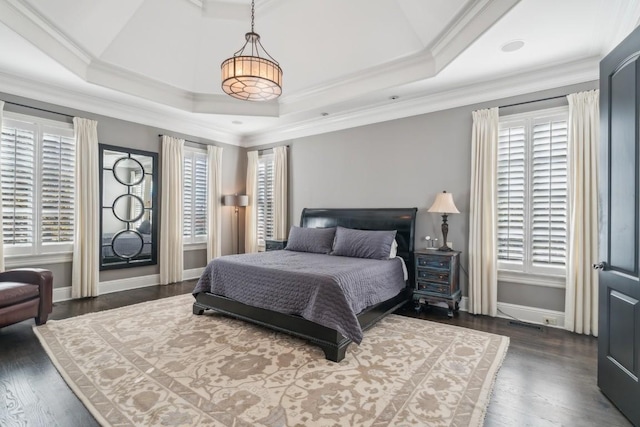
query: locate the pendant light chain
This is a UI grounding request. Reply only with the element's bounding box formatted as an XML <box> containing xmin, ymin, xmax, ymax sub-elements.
<box><xmin>251</xmin><ymin>0</ymin><xmax>255</xmax><ymax>33</ymax></box>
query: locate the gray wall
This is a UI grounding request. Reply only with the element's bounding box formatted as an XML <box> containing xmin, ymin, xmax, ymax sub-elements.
<box><xmin>265</xmin><ymin>80</ymin><xmax>598</xmax><ymax>312</ymax></box>
<box><xmin>1</xmin><ymin>92</ymin><xmax>244</xmax><ymax>288</ymax></box>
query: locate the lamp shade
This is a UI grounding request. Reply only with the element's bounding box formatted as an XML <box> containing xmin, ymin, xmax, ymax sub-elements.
<box><xmin>223</xmin><ymin>195</ymin><xmax>238</xmax><ymax>206</ymax></box>
<box><xmin>237</xmin><ymin>195</ymin><xmax>249</xmax><ymax>207</ymax></box>
<box><xmin>428</xmin><ymin>191</ymin><xmax>460</xmax><ymax>214</ymax></box>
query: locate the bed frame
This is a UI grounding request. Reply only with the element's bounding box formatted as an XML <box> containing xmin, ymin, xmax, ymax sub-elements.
<box><xmin>192</xmin><ymin>207</ymin><xmax>417</xmax><ymax>362</ymax></box>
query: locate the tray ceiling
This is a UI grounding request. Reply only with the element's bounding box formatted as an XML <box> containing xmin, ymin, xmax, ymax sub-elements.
<box><xmin>0</xmin><ymin>0</ymin><xmax>638</xmax><ymax>145</ymax></box>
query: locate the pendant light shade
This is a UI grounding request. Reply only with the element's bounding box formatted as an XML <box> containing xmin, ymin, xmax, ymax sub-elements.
<box><xmin>221</xmin><ymin>1</ymin><xmax>282</xmax><ymax>101</ymax></box>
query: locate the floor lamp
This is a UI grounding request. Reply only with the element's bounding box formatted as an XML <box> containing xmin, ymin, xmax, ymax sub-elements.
<box><xmin>223</xmin><ymin>194</ymin><xmax>248</xmax><ymax>254</ymax></box>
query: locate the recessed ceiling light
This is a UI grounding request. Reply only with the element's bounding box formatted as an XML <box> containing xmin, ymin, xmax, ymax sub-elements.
<box><xmin>501</xmin><ymin>40</ymin><xmax>525</xmax><ymax>53</ymax></box>
<box><xmin>390</xmin><ymin>95</ymin><xmax>399</xmax><ymax>100</ymax></box>
<box><xmin>231</xmin><ymin>120</ymin><xmax>243</xmax><ymax>125</ymax></box>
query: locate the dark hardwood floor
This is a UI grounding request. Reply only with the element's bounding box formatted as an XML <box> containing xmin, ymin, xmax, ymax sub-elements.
<box><xmin>0</xmin><ymin>282</ymin><xmax>632</xmax><ymax>426</ymax></box>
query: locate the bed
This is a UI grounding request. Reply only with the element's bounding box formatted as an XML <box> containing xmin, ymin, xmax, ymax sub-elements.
<box><xmin>192</xmin><ymin>207</ymin><xmax>417</xmax><ymax>362</ymax></box>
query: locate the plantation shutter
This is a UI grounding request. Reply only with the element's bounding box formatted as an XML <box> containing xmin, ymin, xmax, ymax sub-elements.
<box><xmin>531</xmin><ymin>117</ymin><xmax>568</xmax><ymax>267</ymax></box>
<box><xmin>257</xmin><ymin>153</ymin><xmax>275</xmax><ymax>244</ymax></box>
<box><xmin>1</xmin><ymin>124</ymin><xmax>35</xmax><ymax>246</ymax></box>
<box><xmin>183</xmin><ymin>155</ymin><xmax>193</xmax><ymax>238</ymax></box>
<box><xmin>41</xmin><ymin>132</ymin><xmax>75</xmax><ymax>243</ymax></box>
<box><xmin>183</xmin><ymin>150</ymin><xmax>208</xmax><ymax>242</ymax></box>
<box><xmin>193</xmin><ymin>152</ymin><xmax>207</xmax><ymax>237</ymax></box>
<box><xmin>497</xmin><ymin>124</ymin><xmax>525</xmax><ymax>263</ymax></box>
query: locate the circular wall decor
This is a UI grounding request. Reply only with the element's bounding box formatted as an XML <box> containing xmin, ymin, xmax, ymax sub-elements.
<box><xmin>111</xmin><ymin>229</ymin><xmax>144</xmax><ymax>259</ymax></box>
<box><xmin>112</xmin><ymin>194</ymin><xmax>145</xmax><ymax>223</ymax></box>
<box><xmin>113</xmin><ymin>157</ymin><xmax>145</xmax><ymax>186</ymax></box>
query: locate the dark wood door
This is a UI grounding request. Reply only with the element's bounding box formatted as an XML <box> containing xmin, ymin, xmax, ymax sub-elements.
<box><xmin>598</xmin><ymin>26</ymin><xmax>640</xmax><ymax>427</ymax></box>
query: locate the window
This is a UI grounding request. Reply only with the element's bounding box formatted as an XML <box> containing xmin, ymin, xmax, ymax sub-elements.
<box><xmin>183</xmin><ymin>148</ymin><xmax>207</xmax><ymax>244</ymax></box>
<box><xmin>257</xmin><ymin>152</ymin><xmax>275</xmax><ymax>246</ymax></box>
<box><xmin>1</xmin><ymin>113</ymin><xmax>75</xmax><ymax>255</ymax></box>
<box><xmin>497</xmin><ymin>107</ymin><xmax>568</xmax><ymax>276</ymax></box>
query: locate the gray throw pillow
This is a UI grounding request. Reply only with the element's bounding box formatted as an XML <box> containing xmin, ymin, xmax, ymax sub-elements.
<box><xmin>285</xmin><ymin>226</ymin><xmax>336</xmax><ymax>254</ymax></box>
<box><xmin>331</xmin><ymin>226</ymin><xmax>397</xmax><ymax>260</ymax></box>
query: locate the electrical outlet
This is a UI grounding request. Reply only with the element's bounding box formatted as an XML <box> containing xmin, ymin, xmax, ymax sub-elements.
<box><xmin>543</xmin><ymin>317</ymin><xmax>557</xmax><ymax>326</ymax></box>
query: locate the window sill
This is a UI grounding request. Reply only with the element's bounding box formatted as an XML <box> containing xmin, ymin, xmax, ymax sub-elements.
<box><xmin>5</xmin><ymin>252</ymin><xmax>73</xmax><ymax>268</ymax></box>
<box><xmin>184</xmin><ymin>243</ymin><xmax>207</xmax><ymax>251</ymax></box>
<box><xmin>498</xmin><ymin>270</ymin><xmax>565</xmax><ymax>289</ymax></box>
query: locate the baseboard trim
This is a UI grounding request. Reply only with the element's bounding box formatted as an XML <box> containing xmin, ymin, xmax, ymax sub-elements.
<box><xmin>459</xmin><ymin>297</ymin><xmax>565</xmax><ymax>329</ymax></box>
<box><xmin>53</xmin><ymin>286</ymin><xmax>72</xmax><ymax>303</ymax></box>
<box><xmin>52</xmin><ymin>268</ymin><xmax>206</xmax><ymax>303</ymax></box>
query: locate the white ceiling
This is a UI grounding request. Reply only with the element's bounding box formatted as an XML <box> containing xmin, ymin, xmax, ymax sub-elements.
<box><xmin>0</xmin><ymin>0</ymin><xmax>638</xmax><ymax>146</ymax></box>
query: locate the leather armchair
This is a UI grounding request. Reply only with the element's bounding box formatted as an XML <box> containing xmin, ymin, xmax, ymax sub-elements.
<box><xmin>0</xmin><ymin>268</ymin><xmax>53</xmax><ymax>328</ymax></box>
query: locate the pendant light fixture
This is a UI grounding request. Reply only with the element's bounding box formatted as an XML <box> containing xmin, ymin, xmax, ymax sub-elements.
<box><xmin>221</xmin><ymin>0</ymin><xmax>282</xmax><ymax>101</ymax></box>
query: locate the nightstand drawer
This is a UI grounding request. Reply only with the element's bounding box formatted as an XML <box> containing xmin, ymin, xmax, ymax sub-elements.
<box><xmin>417</xmin><ymin>269</ymin><xmax>449</xmax><ymax>283</ymax></box>
<box><xmin>416</xmin><ymin>281</ymin><xmax>450</xmax><ymax>295</ymax></box>
<box><xmin>416</xmin><ymin>255</ymin><xmax>450</xmax><ymax>270</ymax></box>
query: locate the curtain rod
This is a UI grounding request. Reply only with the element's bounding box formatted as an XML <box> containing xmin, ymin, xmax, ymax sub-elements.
<box><xmin>3</xmin><ymin>100</ymin><xmax>74</xmax><ymax>119</ymax></box>
<box><xmin>499</xmin><ymin>94</ymin><xmax>568</xmax><ymax>109</ymax></box>
<box><xmin>158</xmin><ymin>134</ymin><xmax>213</xmax><ymax>146</ymax></box>
<box><xmin>256</xmin><ymin>145</ymin><xmax>290</xmax><ymax>154</ymax></box>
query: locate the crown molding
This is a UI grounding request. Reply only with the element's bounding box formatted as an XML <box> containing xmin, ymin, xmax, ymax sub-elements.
<box><xmin>242</xmin><ymin>56</ymin><xmax>599</xmax><ymax>146</ymax></box>
<box><xmin>0</xmin><ymin>71</ymin><xmax>242</xmax><ymax>146</ymax></box>
<box><xmin>430</xmin><ymin>0</ymin><xmax>520</xmax><ymax>71</ymax></box>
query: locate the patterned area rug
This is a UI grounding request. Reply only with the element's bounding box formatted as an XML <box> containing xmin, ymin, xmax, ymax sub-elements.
<box><xmin>34</xmin><ymin>294</ymin><xmax>509</xmax><ymax>426</ymax></box>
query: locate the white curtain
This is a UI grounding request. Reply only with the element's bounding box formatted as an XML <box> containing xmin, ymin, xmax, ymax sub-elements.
<box><xmin>0</xmin><ymin>101</ymin><xmax>5</xmax><ymax>272</ymax></box>
<box><xmin>72</xmin><ymin>117</ymin><xmax>100</xmax><ymax>298</ymax></box>
<box><xmin>273</xmin><ymin>146</ymin><xmax>288</xmax><ymax>240</ymax></box>
<box><xmin>468</xmin><ymin>107</ymin><xmax>499</xmax><ymax>316</ymax></box>
<box><xmin>245</xmin><ymin>151</ymin><xmax>259</xmax><ymax>253</ymax></box>
<box><xmin>159</xmin><ymin>136</ymin><xmax>184</xmax><ymax>284</ymax></box>
<box><xmin>565</xmin><ymin>90</ymin><xmax>600</xmax><ymax>336</ymax></box>
<box><xmin>206</xmin><ymin>145</ymin><xmax>223</xmax><ymax>260</ymax></box>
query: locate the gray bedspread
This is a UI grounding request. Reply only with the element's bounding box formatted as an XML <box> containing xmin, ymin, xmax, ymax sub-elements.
<box><xmin>192</xmin><ymin>250</ymin><xmax>406</xmax><ymax>343</ymax></box>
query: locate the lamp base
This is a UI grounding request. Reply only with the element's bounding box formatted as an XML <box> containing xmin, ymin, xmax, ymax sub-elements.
<box><xmin>437</xmin><ymin>244</ymin><xmax>454</xmax><ymax>252</ymax></box>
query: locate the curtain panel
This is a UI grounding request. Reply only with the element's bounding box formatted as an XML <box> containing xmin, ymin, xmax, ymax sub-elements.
<box><xmin>159</xmin><ymin>136</ymin><xmax>184</xmax><ymax>284</ymax></box>
<box><xmin>245</xmin><ymin>151</ymin><xmax>259</xmax><ymax>253</ymax></box>
<box><xmin>206</xmin><ymin>145</ymin><xmax>223</xmax><ymax>261</ymax></box>
<box><xmin>72</xmin><ymin>117</ymin><xmax>100</xmax><ymax>298</ymax></box>
<box><xmin>565</xmin><ymin>90</ymin><xmax>600</xmax><ymax>336</ymax></box>
<box><xmin>468</xmin><ymin>107</ymin><xmax>499</xmax><ymax>316</ymax></box>
<box><xmin>273</xmin><ymin>146</ymin><xmax>288</xmax><ymax>240</ymax></box>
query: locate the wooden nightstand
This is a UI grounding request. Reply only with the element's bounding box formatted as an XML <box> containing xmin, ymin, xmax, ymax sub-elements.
<box><xmin>265</xmin><ymin>239</ymin><xmax>288</xmax><ymax>251</ymax></box>
<box><xmin>413</xmin><ymin>249</ymin><xmax>461</xmax><ymax>318</ymax></box>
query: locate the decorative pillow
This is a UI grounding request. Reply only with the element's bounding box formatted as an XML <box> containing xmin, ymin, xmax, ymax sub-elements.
<box><xmin>137</xmin><ymin>219</ymin><xmax>151</xmax><ymax>234</ymax></box>
<box><xmin>285</xmin><ymin>226</ymin><xmax>336</xmax><ymax>254</ymax></box>
<box><xmin>331</xmin><ymin>226</ymin><xmax>397</xmax><ymax>260</ymax></box>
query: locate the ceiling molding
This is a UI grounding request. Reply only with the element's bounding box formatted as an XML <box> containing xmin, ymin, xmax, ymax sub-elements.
<box><xmin>242</xmin><ymin>56</ymin><xmax>599</xmax><ymax>146</ymax></box>
<box><xmin>0</xmin><ymin>0</ymin><xmax>91</xmax><ymax>77</ymax></box>
<box><xmin>0</xmin><ymin>70</ymin><xmax>242</xmax><ymax>146</ymax></box>
<box><xmin>430</xmin><ymin>0</ymin><xmax>520</xmax><ymax>71</ymax></box>
<box><xmin>278</xmin><ymin>0</ymin><xmax>520</xmax><ymax>116</ymax></box>
<box><xmin>86</xmin><ymin>60</ymin><xmax>280</xmax><ymax>117</ymax></box>
<box><xmin>0</xmin><ymin>0</ymin><xmax>516</xmax><ymax>119</ymax></box>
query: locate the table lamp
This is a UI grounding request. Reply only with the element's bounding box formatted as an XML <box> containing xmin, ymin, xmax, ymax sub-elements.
<box><xmin>427</xmin><ymin>191</ymin><xmax>459</xmax><ymax>251</ymax></box>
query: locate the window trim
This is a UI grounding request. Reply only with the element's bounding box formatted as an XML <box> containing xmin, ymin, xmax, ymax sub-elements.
<box><xmin>497</xmin><ymin>106</ymin><xmax>569</xmax><ymax>279</ymax></box>
<box><xmin>2</xmin><ymin>111</ymin><xmax>74</xmax><ymax>256</ymax></box>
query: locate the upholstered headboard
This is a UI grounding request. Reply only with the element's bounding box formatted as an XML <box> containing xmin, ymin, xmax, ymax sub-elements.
<box><xmin>300</xmin><ymin>207</ymin><xmax>418</xmax><ymax>285</ymax></box>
